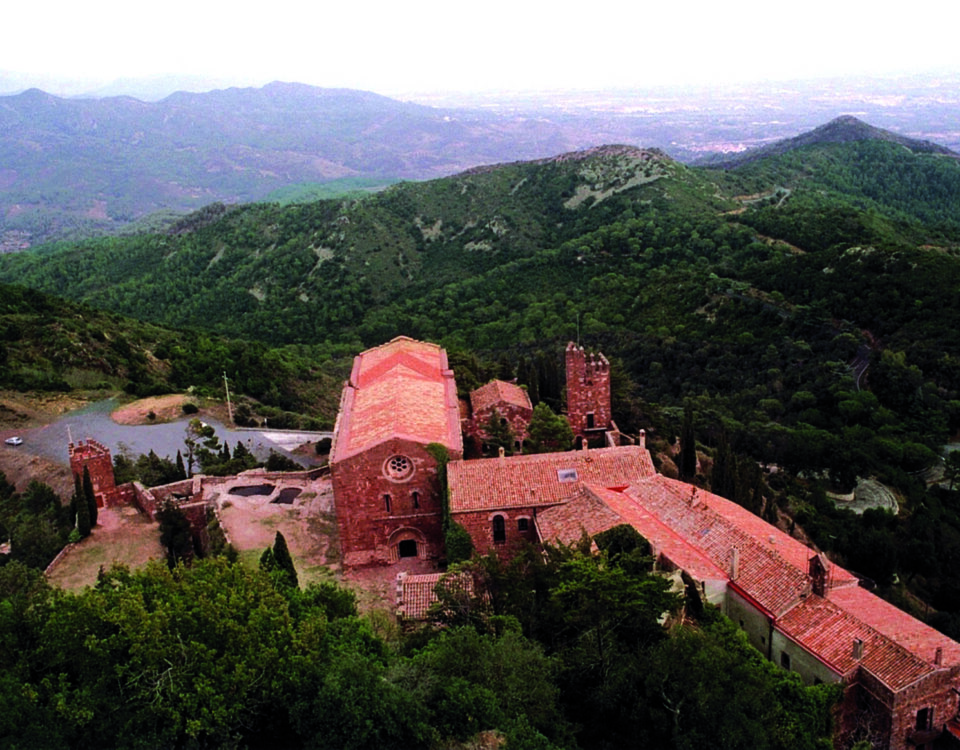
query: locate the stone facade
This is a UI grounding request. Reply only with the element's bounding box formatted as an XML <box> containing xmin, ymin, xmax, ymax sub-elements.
<box><xmin>332</xmin><ymin>438</ymin><xmax>447</xmax><ymax>566</ymax></box>
<box><xmin>68</xmin><ymin>438</ymin><xmax>121</xmax><ymax>508</ymax></box>
<box><xmin>565</xmin><ymin>342</ymin><xmax>611</xmax><ymax>439</ymax></box>
<box><xmin>464</xmin><ymin>379</ymin><xmax>533</xmax><ymax>455</ymax></box>
<box><xmin>330</xmin><ymin>337</ymin><xmax>463</xmax><ymax>567</ymax></box>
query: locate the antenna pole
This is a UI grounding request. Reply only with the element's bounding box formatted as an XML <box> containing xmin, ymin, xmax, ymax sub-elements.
<box><xmin>223</xmin><ymin>371</ymin><xmax>233</xmax><ymax>426</ymax></box>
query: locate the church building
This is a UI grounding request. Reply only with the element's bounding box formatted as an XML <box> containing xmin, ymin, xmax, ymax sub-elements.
<box><xmin>329</xmin><ymin>337</ymin><xmax>463</xmax><ymax>567</ymax></box>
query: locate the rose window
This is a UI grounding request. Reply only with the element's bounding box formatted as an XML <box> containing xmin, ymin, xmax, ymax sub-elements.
<box><xmin>384</xmin><ymin>455</ymin><xmax>414</xmax><ymax>481</ymax></box>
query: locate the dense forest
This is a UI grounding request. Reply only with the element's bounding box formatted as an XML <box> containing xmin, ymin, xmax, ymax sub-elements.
<box><xmin>0</xmin><ymin>532</ymin><xmax>839</xmax><ymax>750</ymax></box>
<box><xmin>3</xmin><ymin>120</ymin><xmax>960</xmax><ymax>746</ymax></box>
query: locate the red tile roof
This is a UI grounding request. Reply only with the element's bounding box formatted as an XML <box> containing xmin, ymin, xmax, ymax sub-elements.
<box><xmin>331</xmin><ymin>337</ymin><xmax>462</xmax><ymax>462</ymax></box>
<box><xmin>534</xmin><ymin>487</ymin><xmax>627</xmax><ymax>547</ymax></box>
<box><xmin>396</xmin><ymin>571</ymin><xmax>473</xmax><ymax>621</ymax></box>
<box><xmin>618</xmin><ymin>477</ymin><xmax>811</xmax><ymax>616</ymax></box>
<box><xmin>583</xmin><ymin>484</ymin><xmax>728</xmax><ymax>583</ymax></box>
<box><xmin>447</xmin><ymin>446</ymin><xmax>656</xmax><ymax>513</ymax></box>
<box><xmin>469</xmin><ymin>380</ymin><xmax>532</xmax><ymax>414</ymax></box>
<box><xmin>777</xmin><ymin>595</ymin><xmax>940</xmax><ymax>691</ymax></box>
<box><xmin>828</xmin><ymin>585</ymin><xmax>960</xmax><ymax>668</ymax></box>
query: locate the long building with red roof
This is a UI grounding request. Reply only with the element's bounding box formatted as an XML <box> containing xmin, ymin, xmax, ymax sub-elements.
<box><xmin>330</xmin><ymin>336</ymin><xmax>463</xmax><ymax>566</ymax></box>
<box><xmin>536</xmin><ymin>475</ymin><xmax>960</xmax><ymax>750</ymax></box>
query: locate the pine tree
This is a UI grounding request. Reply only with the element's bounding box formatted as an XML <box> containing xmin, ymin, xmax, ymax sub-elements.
<box><xmin>271</xmin><ymin>531</ymin><xmax>299</xmax><ymax>588</ymax></box>
<box><xmin>82</xmin><ymin>466</ymin><xmax>98</xmax><ymax>528</ymax></box>
<box><xmin>679</xmin><ymin>405</ymin><xmax>697</xmax><ymax>479</ymax></box>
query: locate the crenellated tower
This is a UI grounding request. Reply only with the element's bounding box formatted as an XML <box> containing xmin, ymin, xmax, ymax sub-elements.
<box><xmin>68</xmin><ymin>438</ymin><xmax>117</xmax><ymax>508</ymax></box>
<box><xmin>565</xmin><ymin>342</ymin><xmax>612</xmax><ymax>438</ymax></box>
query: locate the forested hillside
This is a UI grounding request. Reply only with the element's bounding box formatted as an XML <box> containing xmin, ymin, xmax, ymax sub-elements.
<box><xmin>4</xmin><ymin>121</ymin><xmax>960</xmax><ymax>641</ymax></box>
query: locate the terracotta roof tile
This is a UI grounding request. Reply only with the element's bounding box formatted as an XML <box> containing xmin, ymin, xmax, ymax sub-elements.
<box><xmin>470</xmin><ymin>380</ymin><xmax>532</xmax><ymax>414</ymax></box>
<box><xmin>332</xmin><ymin>337</ymin><xmax>462</xmax><ymax>461</ymax></box>
<box><xmin>535</xmin><ymin>488</ymin><xmax>626</xmax><ymax>547</ymax></box>
<box><xmin>396</xmin><ymin>571</ymin><xmax>473</xmax><ymax>621</ymax></box>
<box><xmin>828</xmin><ymin>585</ymin><xmax>960</xmax><ymax>668</ymax></box>
<box><xmin>447</xmin><ymin>446</ymin><xmax>656</xmax><ymax>513</ymax></box>
<box><xmin>777</xmin><ymin>595</ymin><xmax>939</xmax><ymax>691</ymax></box>
<box><xmin>584</xmin><ymin>484</ymin><xmax>728</xmax><ymax>583</ymax></box>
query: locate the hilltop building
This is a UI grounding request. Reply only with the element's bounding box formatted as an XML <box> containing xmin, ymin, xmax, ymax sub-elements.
<box><xmin>329</xmin><ymin>337</ymin><xmax>463</xmax><ymax>567</ymax></box>
<box><xmin>463</xmin><ymin>379</ymin><xmax>533</xmax><ymax>455</ymax></box>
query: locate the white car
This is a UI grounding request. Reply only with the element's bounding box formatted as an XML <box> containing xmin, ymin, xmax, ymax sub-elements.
<box><xmin>4</xmin><ymin>436</ymin><xmax>23</xmax><ymax>446</ymax></box>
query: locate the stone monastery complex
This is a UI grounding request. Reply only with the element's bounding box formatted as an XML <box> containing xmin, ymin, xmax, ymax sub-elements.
<box><xmin>66</xmin><ymin>335</ymin><xmax>960</xmax><ymax>750</ymax></box>
<box><xmin>326</xmin><ymin>336</ymin><xmax>960</xmax><ymax>750</ymax></box>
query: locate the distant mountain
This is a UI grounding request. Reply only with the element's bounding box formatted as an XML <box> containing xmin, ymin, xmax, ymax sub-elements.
<box><xmin>696</xmin><ymin>115</ymin><xmax>958</xmax><ymax>169</ymax></box>
<box><xmin>0</xmin><ymin>82</ymin><xmax>585</xmax><ymax>247</ymax></box>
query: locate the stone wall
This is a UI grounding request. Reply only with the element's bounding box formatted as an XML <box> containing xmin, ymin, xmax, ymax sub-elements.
<box><xmin>332</xmin><ymin>438</ymin><xmax>450</xmax><ymax>567</ymax></box>
<box><xmin>68</xmin><ymin>438</ymin><xmax>117</xmax><ymax>508</ymax></box>
<box><xmin>565</xmin><ymin>342</ymin><xmax>612</xmax><ymax>438</ymax></box>
<box><xmin>453</xmin><ymin>505</ymin><xmax>540</xmax><ymax>558</ymax></box>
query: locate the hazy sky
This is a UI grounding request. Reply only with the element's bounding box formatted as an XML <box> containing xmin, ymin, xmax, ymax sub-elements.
<box><xmin>5</xmin><ymin>0</ymin><xmax>959</xmax><ymax>95</ymax></box>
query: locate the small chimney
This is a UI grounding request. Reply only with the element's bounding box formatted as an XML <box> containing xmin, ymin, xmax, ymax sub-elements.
<box><xmin>730</xmin><ymin>548</ymin><xmax>740</xmax><ymax>580</ymax></box>
<box><xmin>853</xmin><ymin>638</ymin><xmax>864</xmax><ymax>661</ymax></box>
<box><xmin>935</xmin><ymin>646</ymin><xmax>943</xmax><ymax>666</ymax></box>
<box><xmin>498</xmin><ymin>446</ymin><xmax>505</xmax><ymax>459</ymax></box>
<box><xmin>639</xmin><ymin>429</ymin><xmax>646</xmax><ymax>448</ymax></box>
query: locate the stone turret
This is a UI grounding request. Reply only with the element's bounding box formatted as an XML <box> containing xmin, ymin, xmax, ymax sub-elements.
<box><xmin>68</xmin><ymin>438</ymin><xmax>117</xmax><ymax>508</ymax></box>
<box><xmin>565</xmin><ymin>342</ymin><xmax>612</xmax><ymax>438</ymax></box>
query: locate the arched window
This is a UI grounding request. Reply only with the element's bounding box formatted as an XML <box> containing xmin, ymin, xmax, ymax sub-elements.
<box><xmin>384</xmin><ymin>494</ymin><xmax>392</xmax><ymax>513</ymax></box>
<box><xmin>517</xmin><ymin>518</ymin><xmax>529</xmax><ymax>532</ymax></box>
<box><xmin>493</xmin><ymin>515</ymin><xmax>506</xmax><ymax>543</ymax></box>
<box><xmin>412</xmin><ymin>491</ymin><xmax>420</xmax><ymax>509</ymax></box>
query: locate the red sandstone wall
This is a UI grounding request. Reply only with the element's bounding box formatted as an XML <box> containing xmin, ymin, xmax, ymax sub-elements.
<box><xmin>468</xmin><ymin>403</ymin><xmax>533</xmax><ymax>446</ymax></box>
<box><xmin>565</xmin><ymin>344</ymin><xmax>612</xmax><ymax>438</ymax></box>
<box><xmin>68</xmin><ymin>439</ymin><xmax>117</xmax><ymax>508</ymax></box>
<box><xmin>885</xmin><ymin>666</ymin><xmax>960</xmax><ymax>750</ymax></box>
<box><xmin>332</xmin><ymin>438</ymin><xmax>452</xmax><ymax>566</ymax></box>
<box><xmin>453</xmin><ymin>506</ymin><xmax>540</xmax><ymax>558</ymax></box>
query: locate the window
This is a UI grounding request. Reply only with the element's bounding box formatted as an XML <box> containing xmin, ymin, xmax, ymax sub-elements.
<box><xmin>557</xmin><ymin>469</ymin><xmax>578</xmax><ymax>483</ymax></box>
<box><xmin>412</xmin><ymin>491</ymin><xmax>420</xmax><ymax>509</ymax></box>
<box><xmin>586</xmin><ymin>412</ymin><xmax>595</xmax><ymax>429</ymax></box>
<box><xmin>384</xmin><ymin>455</ymin><xmax>414</xmax><ymax>481</ymax></box>
<box><xmin>384</xmin><ymin>494</ymin><xmax>392</xmax><ymax>513</ymax></box>
<box><xmin>493</xmin><ymin>515</ymin><xmax>506</xmax><ymax>543</ymax></box>
<box><xmin>780</xmin><ymin>652</ymin><xmax>791</xmax><ymax>671</ymax></box>
<box><xmin>916</xmin><ymin>707</ymin><xmax>932</xmax><ymax>731</ymax></box>
<box><xmin>518</xmin><ymin>518</ymin><xmax>529</xmax><ymax>532</ymax></box>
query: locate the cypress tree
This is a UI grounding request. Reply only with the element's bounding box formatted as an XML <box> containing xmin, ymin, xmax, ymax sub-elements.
<box><xmin>76</xmin><ymin>487</ymin><xmax>91</xmax><ymax>537</ymax></box>
<box><xmin>176</xmin><ymin>451</ymin><xmax>187</xmax><ymax>481</ymax></box>
<box><xmin>82</xmin><ymin>465</ymin><xmax>98</xmax><ymax>527</ymax></box>
<box><xmin>271</xmin><ymin>531</ymin><xmax>298</xmax><ymax>588</ymax></box>
<box><xmin>679</xmin><ymin>405</ymin><xmax>697</xmax><ymax>479</ymax></box>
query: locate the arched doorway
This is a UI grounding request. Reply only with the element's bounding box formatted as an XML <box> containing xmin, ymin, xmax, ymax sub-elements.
<box><xmin>388</xmin><ymin>526</ymin><xmax>427</xmax><ymax>563</ymax></box>
<box><xmin>398</xmin><ymin>539</ymin><xmax>418</xmax><ymax>558</ymax></box>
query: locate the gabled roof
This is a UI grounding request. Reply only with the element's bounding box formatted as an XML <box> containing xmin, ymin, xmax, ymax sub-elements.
<box><xmin>618</xmin><ymin>477</ymin><xmax>811</xmax><ymax>616</ymax></box>
<box><xmin>331</xmin><ymin>337</ymin><xmax>462</xmax><ymax>463</ymax></box>
<box><xmin>827</xmin><ymin>585</ymin><xmax>960</xmax><ymax>669</ymax></box>
<box><xmin>777</xmin><ymin>595</ymin><xmax>942</xmax><ymax>691</ymax></box>
<box><xmin>448</xmin><ymin>446</ymin><xmax>655</xmax><ymax>513</ymax></box>
<box><xmin>469</xmin><ymin>380</ymin><xmax>532</xmax><ymax>414</ymax></box>
<box><xmin>534</xmin><ymin>487</ymin><xmax>627</xmax><ymax>547</ymax></box>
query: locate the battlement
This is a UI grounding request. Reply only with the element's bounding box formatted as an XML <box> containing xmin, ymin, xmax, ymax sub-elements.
<box><xmin>68</xmin><ymin>437</ymin><xmax>117</xmax><ymax>508</ymax></box>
